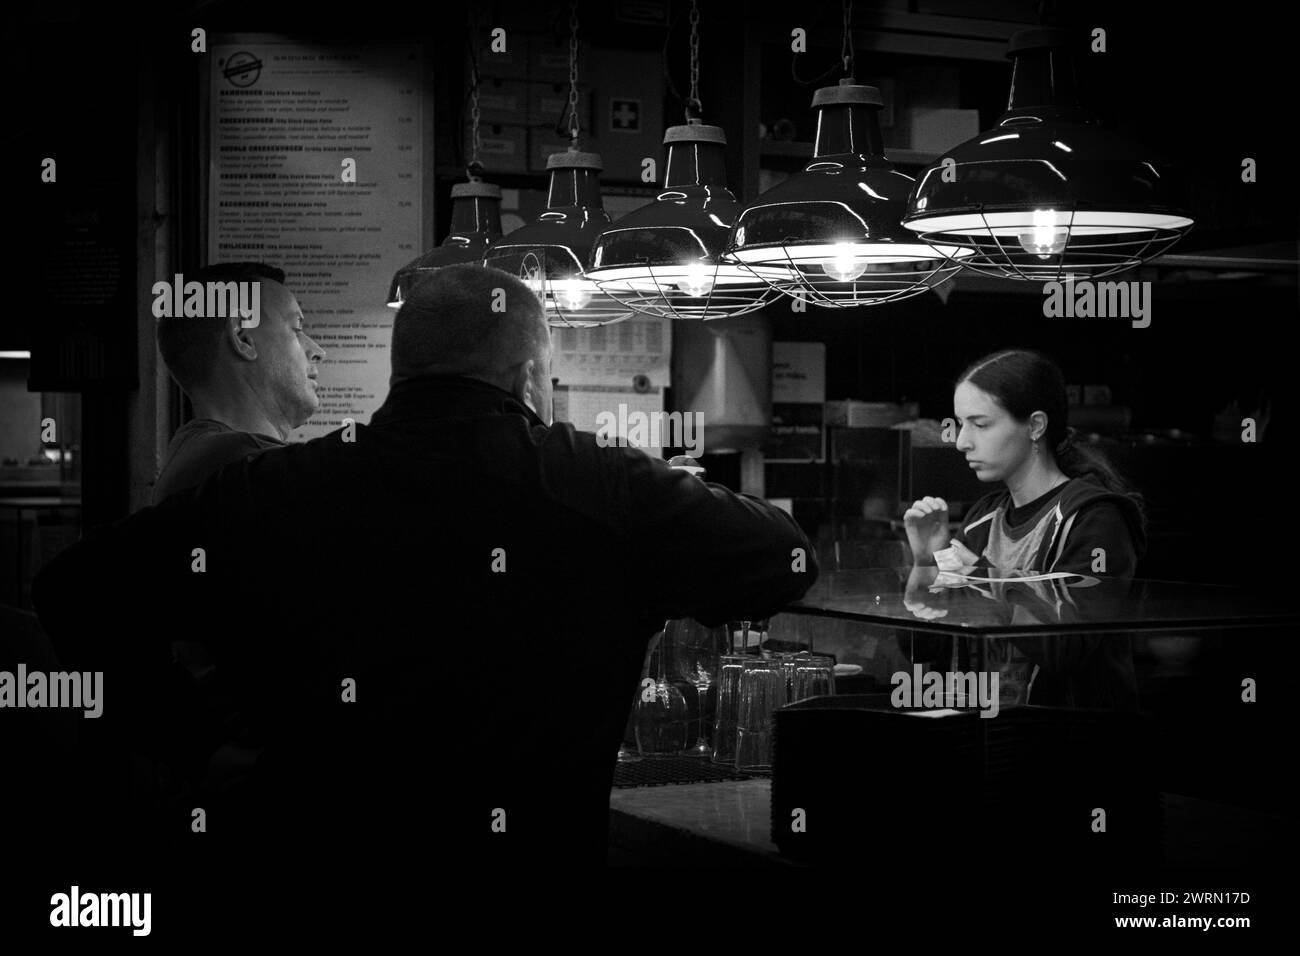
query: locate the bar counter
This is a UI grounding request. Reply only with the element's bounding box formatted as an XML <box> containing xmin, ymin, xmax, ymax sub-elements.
<box><xmin>609</xmin><ymin>778</ymin><xmax>1289</xmax><ymax>868</ymax></box>
<box><xmin>609</xmin><ymin>567</ymin><xmax>1299</xmax><ymax>868</ymax></box>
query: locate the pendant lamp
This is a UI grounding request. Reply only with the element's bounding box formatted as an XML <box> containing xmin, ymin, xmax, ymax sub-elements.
<box><xmin>588</xmin><ymin>121</ymin><xmax>789</xmax><ymax>319</ymax></box>
<box><xmin>386</xmin><ymin>42</ymin><xmax>503</xmax><ymax>308</ymax></box>
<box><xmin>482</xmin><ymin>148</ymin><xmax>631</xmax><ymax>327</ymax></box>
<box><xmin>586</xmin><ymin>1</ymin><xmax>786</xmax><ymax>319</ymax></box>
<box><xmin>481</xmin><ymin>0</ymin><xmax>631</xmax><ymax>328</ymax></box>
<box><xmin>902</xmin><ymin>27</ymin><xmax>1194</xmax><ymax>281</ymax></box>
<box><xmin>722</xmin><ymin>77</ymin><xmax>969</xmax><ymax>308</ymax></box>
<box><xmin>387</xmin><ymin>180</ymin><xmax>503</xmax><ymax>307</ymax></box>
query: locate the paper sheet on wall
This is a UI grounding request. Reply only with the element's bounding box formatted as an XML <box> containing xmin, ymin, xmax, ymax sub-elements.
<box><xmin>550</xmin><ymin>317</ymin><xmax>671</xmax><ymax>390</ymax></box>
<box><xmin>553</xmin><ymin>385</ymin><xmax>666</xmax><ymax>457</ymax></box>
<box><xmin>766</xmin><ymin>341</ymin><xmax>826</xmax><ymax>462</ymax></box>
<box><xmin>207</xmin><ymin>40</ymin><xmax>423</xmax><ymax>441</ymax></box>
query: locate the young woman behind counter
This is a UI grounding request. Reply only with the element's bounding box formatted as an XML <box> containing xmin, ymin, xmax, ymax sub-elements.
<box><xmin>905</xmin><ymin>349</ymin><xmax>1147</xmax><ymax>578</ymax></box>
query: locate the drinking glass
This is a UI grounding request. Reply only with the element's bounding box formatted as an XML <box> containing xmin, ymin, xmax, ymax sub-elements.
<box><xmin>634</xmin><ymin>627</ymin><xmax>689</xmax><ymax>755</ymax></box>
<box><xmin>671</xmin><ymin>620</ymin><xmax>727</xmax><ymax>757</ymax></box>
<box><xmin>773</xmin><ymin>652</ymin><xmax>837</xmax><ymax>703</ymax></box>
<box><xmin>711</xmin><ymin>654</ymin><xmax>748</xmax><ymax>766</ymax></box>
<box><xmin>735</xmin><ymin>659</ymin><xmax>787</xmax><ymax>773</ymax></box>
<box><xmin>617</xmin><ymin>686</ymin><xmax>642</xmax><ymax>763</ymax></box>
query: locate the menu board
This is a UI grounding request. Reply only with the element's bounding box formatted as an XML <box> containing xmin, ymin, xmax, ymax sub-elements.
<box><xmin>207</xmin><ymin>40</ymin><xmax>424</xmax><ymax>440</ymax></box>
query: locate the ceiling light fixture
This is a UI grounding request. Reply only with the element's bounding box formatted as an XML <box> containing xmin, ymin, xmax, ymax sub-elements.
<box><xmin>721</xmin><ymin>0</ymin><xmax>968</xmax><ymax>308</ymax></box>
<box><xmin>586</xmin><ymin>0</ymin><xmax>786</xmax><ymax>319</ymax></box>
<box><xmin>386</xmin><ymin>30</ymin><xmax>503</xmax><ymax>308</ymax></box>
<box><xmin>902</xmin><ymin>27</ymin><xmax>1194</xmax><ymax>281</ymax></box>
<box><xmin>481</xmin><ymin>0</ymin><xmax>631</xmax><ymax>327</ymax></box>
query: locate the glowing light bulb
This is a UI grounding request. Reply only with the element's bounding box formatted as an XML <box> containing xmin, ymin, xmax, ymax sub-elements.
<box><xmin>1017</xmin><ymin>209</ymin><xmax>1069</xmax><ymax>259</ymax></box>
<box><xmin>820</xmin><ymin>243</ymin><xmax>869</xmax><ymax>282</ymax></box>
<box><xmin>676</xmin><ymin>262</ymin><xmax>715</xmax><ymax>297</ymax></box>
<box><xmin>555</xmin><ymin>277</ymin><xmax>592</xmax><ymax>311</ymax></box>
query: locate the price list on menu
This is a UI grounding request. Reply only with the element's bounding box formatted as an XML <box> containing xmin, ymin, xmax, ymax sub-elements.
<box><xmin>208</xmin><ymin>40</ymin><xmax>424</xmax><ymax>440</ymax></box>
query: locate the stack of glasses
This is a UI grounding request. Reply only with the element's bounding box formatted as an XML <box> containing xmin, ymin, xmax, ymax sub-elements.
<box><xmin>622</xmin><ymin>619</ymin><xmax>837</xmax><ymax>772</ymax></box>
<box><xmin>713</xmin><ymin>625</ymin><xmax>836</xmax><ymax>773</ymax></box>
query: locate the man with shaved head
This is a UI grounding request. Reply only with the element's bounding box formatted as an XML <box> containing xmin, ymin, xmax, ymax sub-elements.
<box><xmin>387</xmin><ymin>263</ymin><xmax>553</xmax><ymax>423</ymax></box>
<box><xmin>154</xmin><ymin>262</ymin><xmax>325</xmax><ymax>501</ymax></box>
<box><xmin>33</xmin><ymin>262</ymin><xmax>819</xmax><ymax>885</ymax></box>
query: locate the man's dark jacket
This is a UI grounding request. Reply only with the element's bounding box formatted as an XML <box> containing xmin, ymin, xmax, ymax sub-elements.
<box><xmin>33</xmin><ymin>375</ymin><xmax>819</xmax><ymax>868</ymax></box>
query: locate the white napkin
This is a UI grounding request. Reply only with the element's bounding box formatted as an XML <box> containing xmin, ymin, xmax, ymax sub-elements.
<box><xmin>933</xmin><ymin>539</ymin><xmax>979</xmax><ymax>571</ymax></box>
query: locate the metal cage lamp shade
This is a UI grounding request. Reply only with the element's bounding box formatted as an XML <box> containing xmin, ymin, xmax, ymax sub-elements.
<box><xmin>387</xmin><ymin>181</ymin><xmax>504</xmax><ymax>308</ymax></box>
<box><xmin>902</xmin><ymin>28</ymin><xmax>1194</xmax><ymax>281</ymax></box>
<box><xmin>722</xmin><ymin>79</ymin><xmax>970</xmax><ymax>309</ymax></box>
<box><xmin>586</xmin><ymin>122</ymin><xmax>789</xmax><ymax>319</ymax></box>
<box><xmin>481</xmin><ymin>149</ymin><xmax>632</xmax><ymax>328</ymax></box>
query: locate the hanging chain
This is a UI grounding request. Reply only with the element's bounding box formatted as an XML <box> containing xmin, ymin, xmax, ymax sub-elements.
<box><xmin>469</xmin><ymin>64</ymin><xmax>482</xmax><ymax>176</ymax></box>
<box><xmin>841</xmin><ymin>0</ymin><xmax>855</xmax><ymax>76</ymax></box>
<box><xmin>567</xmin><ymin>0</ymin><xmax>580</xmax><ymax>144</ymax></box>
<box><xmin>466</xmin><ymin>9</ymin><xmax>483</xmax><ymax>178</ymax></box>
<box><xmin>686</xmin><ymin>0</ymin><xmax>701</xmax><ymax>120</ymax></box>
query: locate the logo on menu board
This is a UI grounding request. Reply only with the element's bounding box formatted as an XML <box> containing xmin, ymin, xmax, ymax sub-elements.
<box><xmin>221</xmin><ymin>51</ymin><xmax>263</xmax><ymax>88</ymax></box>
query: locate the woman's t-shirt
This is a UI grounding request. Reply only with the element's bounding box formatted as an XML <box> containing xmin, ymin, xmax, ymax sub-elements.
<box><xmin>956</xmin><ymin>475</ymin><xmax>1146</xmax><ymax>578</ymax></box>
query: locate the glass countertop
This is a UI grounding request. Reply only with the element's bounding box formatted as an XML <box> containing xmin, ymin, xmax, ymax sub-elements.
<box><xmin>785</xmin><ymin>567</ymin><xmax>1299</xmax><ymax>636</ymax></box>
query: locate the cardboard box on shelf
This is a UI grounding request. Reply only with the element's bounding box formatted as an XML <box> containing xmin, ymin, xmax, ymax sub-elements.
<box><xmin>471</xmin><ymin>123</ymin><xmax>528</xmax><ymax>175</ymax></box>
<box><xmin>474</xmin><ymin>77</ymin><xmax>530</xmax><ymax>125</ymax></box>
<box><xmin>529</xmin><ymin>37</ymin><xmax>589</xmax><ymax>82</ymax></box>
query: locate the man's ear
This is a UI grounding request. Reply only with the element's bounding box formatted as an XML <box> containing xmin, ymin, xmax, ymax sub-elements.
<box><xmin>227</xmin><ymin>315</ymin><xmax>258</xmax><ymax>361</ymax></box>
<box><xmin>509</xmin><ymin>359</ymin><xmax>533</xmax><ymax>400</ymax></box>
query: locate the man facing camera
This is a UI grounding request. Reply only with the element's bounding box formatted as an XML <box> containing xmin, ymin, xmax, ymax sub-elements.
<box><xmin>153</xmin><ymin>262</ymin><xmax>324</xmax><ymax>501</ymax></box>
<box><xmin>33</xmin><ymin>264</ymin><xmax>818</xmax><ymax>877</ymax></box>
